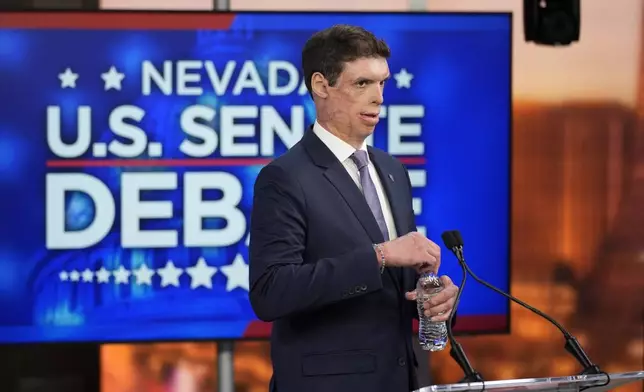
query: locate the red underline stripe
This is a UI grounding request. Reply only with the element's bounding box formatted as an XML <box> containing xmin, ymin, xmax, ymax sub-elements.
<box><xmin>0</xmin><ymin>12</ymin><xmax>236</xmax><ymax>30</ymax></box>
<box><xmin>46</xmin><ymin>157</ymin><xmax>426</xmax><ymax>168</ymax></box>
<box><xmin>399</xmin><ymin>157</ymin><xmax>426</xmax><ymax>165</ymax></box>
<box><xmin>46</xmin><ymin>158</ymin><xmax>271</xmax><ymax>168</ymax></box>
<box><xmin>243</xmin><ymin>315</ymin><xmax>508</xmax><ymax>338</ymax></box>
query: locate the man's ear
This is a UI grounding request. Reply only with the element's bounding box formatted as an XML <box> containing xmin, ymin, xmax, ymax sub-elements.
<box><xmin>310</xmin><ymin>72</ymin><xmax>329</xmax><ymax>99</ymax></box>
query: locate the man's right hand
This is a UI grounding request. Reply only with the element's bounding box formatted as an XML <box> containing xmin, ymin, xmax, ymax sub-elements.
<box><xmin>379</xmin><ymin>232</ymin><xmax>440</xmax><ymax>273</ymax></box>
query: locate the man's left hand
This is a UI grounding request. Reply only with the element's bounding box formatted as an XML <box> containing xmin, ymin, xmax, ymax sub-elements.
<box><xmin>404</xmin><ymin>276</ymin><xmax>458</xmax><ymax>322</ymax></box>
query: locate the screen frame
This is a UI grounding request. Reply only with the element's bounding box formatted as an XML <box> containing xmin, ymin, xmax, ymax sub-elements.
<box><xmin>0</xmin><ymin>9</ymin><xmax>513</xmax><ymax>346</ymax></box>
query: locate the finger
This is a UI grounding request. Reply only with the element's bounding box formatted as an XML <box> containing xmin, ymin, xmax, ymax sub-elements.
<box><xmin>426</xmin><ymin>290</ymin><xmax>451</xmax><ymax>307</ymax></box>
<box><xmin>429</xmin><ymin>240</ymin><xmax>441</xmax><ymax>253</ymax></box>
<box><xmin>416</xmin><ymin>263</ymin><xmax>434</xmax><ymax>274</ymax></box>
<box><xmin>405</xmin><ymin>291</ymin><xmax>417</xmax><ymax>301</ymax></box>
<box><xmin>422</xmin><ymin>292</ymin><xmax>454</xmax><ymax>309</ymax></box>
<box><xmin>424</xmin><ymin>238</ymin><xmax>440</xmax><ymax>252</ymax></box>
<box><xmin>421</xmin><ymin>251</ymin><xmax>439</xmax><ymax>273</ymax></box>
<box><xmin>440</xmin><ymin>275</ymin><xmax>453</xmax><ymax>287</ymax></box>
<box><xmin>423</xmin><ymin>306</ymin><xmax>451</xmax><ymax>320</ymax></box>
<box><xmin>425</xmin><ymin>249</ymin><xmax>438</xmax><ymax>259</ymax></box>
<box><xmin>422</xmin><ymin>252</ymin><xmax>438</xmax><ymax>265</ymax></box>
<box><xmin>423</xmin><ymin>291</ymin><xmax>449</xmax><ymax>309</ymax></box>
<box><xmin>438</xmin><ymin>280</ymin><xmax>459</xmax><ymax>298</ymax></box>
<box><xmin>427</xmin><ymin>297</ymin><xmax>455</xmax><ymax>317</ymax></box>
<box><xmin>425</xmin><ymin>246</ymin><xmax>440</xmax><ymax>258</ymax></box>
<box><xmin>427</xmin><ymin>310</ymin><xmax>452</xmax><ymax>322</ymax></box>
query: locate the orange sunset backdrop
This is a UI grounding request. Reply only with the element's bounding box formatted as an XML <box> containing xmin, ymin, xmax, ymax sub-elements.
<box><xmin>101</xmin><ymin>1</ymin><xmax>644</xmax><ymax>391</ymax></box>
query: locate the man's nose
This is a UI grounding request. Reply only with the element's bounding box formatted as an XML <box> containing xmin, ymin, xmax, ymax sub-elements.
<box><xmin>372</xmin><ymin>86</ymin><xmax>384</xmax><ymax>105</ymax></box>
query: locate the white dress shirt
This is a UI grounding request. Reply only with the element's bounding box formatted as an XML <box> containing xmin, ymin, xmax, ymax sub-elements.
<box><xmin>313</xmin><ymin>121</ymin><xmax>398</xmax><ymax>240</ymax></box>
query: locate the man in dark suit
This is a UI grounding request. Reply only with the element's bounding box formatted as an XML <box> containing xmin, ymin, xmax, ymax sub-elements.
<box><xmin>249</xmin><ymin>24</ymin><xmax>458</xmax><ymax>392</ymax></box>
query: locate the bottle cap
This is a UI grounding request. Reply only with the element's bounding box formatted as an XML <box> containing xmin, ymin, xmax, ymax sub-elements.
<box><xmin>418</xmin><ymin>272</ymin><xmax>441</xmax><ymax>288</ymax></box>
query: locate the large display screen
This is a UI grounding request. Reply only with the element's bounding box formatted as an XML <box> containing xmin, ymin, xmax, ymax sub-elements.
<box><xmin>0</xmin><ymin>11</ymin><xmax>511</xmax><ymax>343</ymax></box>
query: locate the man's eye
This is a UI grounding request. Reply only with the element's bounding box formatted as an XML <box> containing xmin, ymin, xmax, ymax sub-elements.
<box><xmin>356</xmin><ymin>80</ymin><xmax>368</xmax><ymax>87</ymax></box>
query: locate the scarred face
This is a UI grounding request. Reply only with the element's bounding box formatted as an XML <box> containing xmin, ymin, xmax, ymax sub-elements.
<box><xmin>311</xmin><ymin>57</ymin><xmax>390</xmax><ymax>147</ymax></box>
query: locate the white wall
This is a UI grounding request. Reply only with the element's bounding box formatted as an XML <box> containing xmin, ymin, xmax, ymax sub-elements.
<box><xmin>428</xmin><ymin>0</ymin><xmax>642</xmax><ymax>106</ymax></box>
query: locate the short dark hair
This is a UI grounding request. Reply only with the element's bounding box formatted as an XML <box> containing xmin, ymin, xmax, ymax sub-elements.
<box><xmin>301</xmin><ymin>24</ymin><xmax>391</xmax><ymax>95</ymax></box>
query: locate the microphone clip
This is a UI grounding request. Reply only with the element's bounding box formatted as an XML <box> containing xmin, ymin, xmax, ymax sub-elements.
<box><xmin>451</xmin><ymin>245</ymin><xmax>464</xmax><ymax>263</ymax></box>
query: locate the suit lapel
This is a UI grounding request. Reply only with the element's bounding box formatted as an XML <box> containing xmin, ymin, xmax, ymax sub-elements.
<box><xmin>323</xmin><ymin>167</ymin><xmax>385</xmax><ymax>243</ymax></box>
<box><xmin>302</xmin><ymin>129</ymin><xmax>385</xmax><ymax>244</ymax></box>
<box><xmin>302</xmin><ymin>128</ymin><xmax>410</xmax><ymax>295</ymax></box>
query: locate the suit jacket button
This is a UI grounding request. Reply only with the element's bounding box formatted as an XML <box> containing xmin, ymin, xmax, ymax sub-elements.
<box><xmin>341</xmin><ymin>290</ymin><xmax>348</xmax><ymax>298</ymax></box>
<box><xmin>360</xmin><ymin>284</ymin><xmax>367</xmax><ymax>291</ymax></box>
<box><xmin>348</xmin><ymin>288</ymin><xmax>355</xmax><ymax>295</ymax></box>
<box><xmin>398</xmin><ymin>357</ymin><xmax>406</xmax><ymax>367</ymax></box>
<box><xmin>355</xmin><ymin>285</ymin><xmax>361</xmax><ymax>293</ymax></box>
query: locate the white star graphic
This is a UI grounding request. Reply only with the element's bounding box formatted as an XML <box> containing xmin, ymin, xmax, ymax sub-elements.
<box><xmin>113</xmin><ymin>265</ymin><xmax>131</xmax><ymax>285</ymax></box>
<box><xmin>69</xmin><ymin>270</ymin><xmax>80</xmax><ymax>282</ymax></box>
<box><xmin>157</xmin><ymin>260</ymin><xmax>183</xmax><ymax>288</ymax></box>
<box><xmin>245</xmin><ymin>233</ymin><xmax>250</xmax><ymax>246</ymax></box>
<box><xmin>220</xmin><ymin>254</ymin><xmax>249</xmax><ymax>292</ymax></box>
<box><xmin>58</xmin><ymin>68</ymin><xmax>78</xmax><ymax>88</ymax></box>
<box><xmin>133</xmin><ymin>263</ymin><xmax>155</xmax><ymax>286</ymax></box>
<box><xmin>394</xmin><ymin>68</ymin><xmax>414</xmax><ymax>89</ymax></box>
<box><xmin>185</xmin><ymin>257</ymin><xmax>218</xmax><ymax>289</ymax></box>
<box><xmin>101</xmin><ymin>65</ymin><xmax>125</xmax><ymax>91</ymax></box>
<box><xmin>59</xmin><ymin>271</ymin><xmax>69</xmax><ymax>282</ymax></box>
<box><xmin>81</xmin><ymin>268</ymin><xmax>94</xmax><ymax>283</ymax></box>
<box><xmin>95</xmin><ymin>267</ymin><xmax>111</xmax><ymax>284</ymax></box>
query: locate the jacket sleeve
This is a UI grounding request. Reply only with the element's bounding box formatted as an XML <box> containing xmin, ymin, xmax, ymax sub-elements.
<box><xmin>248</xmin><ymin>163</ymin><xmax>384</xmax><ymax>322</ymax></box>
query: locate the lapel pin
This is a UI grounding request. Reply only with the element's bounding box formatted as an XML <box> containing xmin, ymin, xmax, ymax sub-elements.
<box><xmin>388</xmin><ymin>174</ymin><xmax>395</xmax><ymax>182</ymax></box>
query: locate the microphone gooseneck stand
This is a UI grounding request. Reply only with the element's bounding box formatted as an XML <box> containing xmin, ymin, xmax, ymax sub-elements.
<box><xmin>441</xmin><ymin>229</ymin><xmax>610</xmax><ymax>390</ymax></box>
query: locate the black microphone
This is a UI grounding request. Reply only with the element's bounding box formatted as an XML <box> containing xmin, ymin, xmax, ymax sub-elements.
<box><xmin>442</xmin><ymin>229</ymin><xmax>605</xmax><ymax>377</ymax></box>
<box><xmin>439</xmin><ymin>231</ymin><xmax>485</xmax><ymax>383</ymax></box>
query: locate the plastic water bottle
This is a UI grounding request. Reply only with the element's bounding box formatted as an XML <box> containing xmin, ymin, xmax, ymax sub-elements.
<box><xmin>416</xmin><ymin>272</ymin><xmax>448</xmax><ymax>351</ymax></box>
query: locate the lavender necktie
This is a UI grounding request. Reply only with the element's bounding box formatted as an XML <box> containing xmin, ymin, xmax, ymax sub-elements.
<box><xmin>351</xmin><ymin>150</ymin><xmax>390</xmax><ymax>241</ymax></box>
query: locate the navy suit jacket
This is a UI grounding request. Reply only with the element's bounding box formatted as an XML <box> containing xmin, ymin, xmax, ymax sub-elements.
<box><xmin>249</xmin><ymin>128</ymin><xmax>423</xmax><ymax>392</ymax></box>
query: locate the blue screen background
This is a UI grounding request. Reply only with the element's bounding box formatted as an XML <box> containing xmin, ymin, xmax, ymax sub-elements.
<box><xmin>0</xmin><ymin>12</ymin><xmax>511</xmax><ymax>343</ymax></box>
